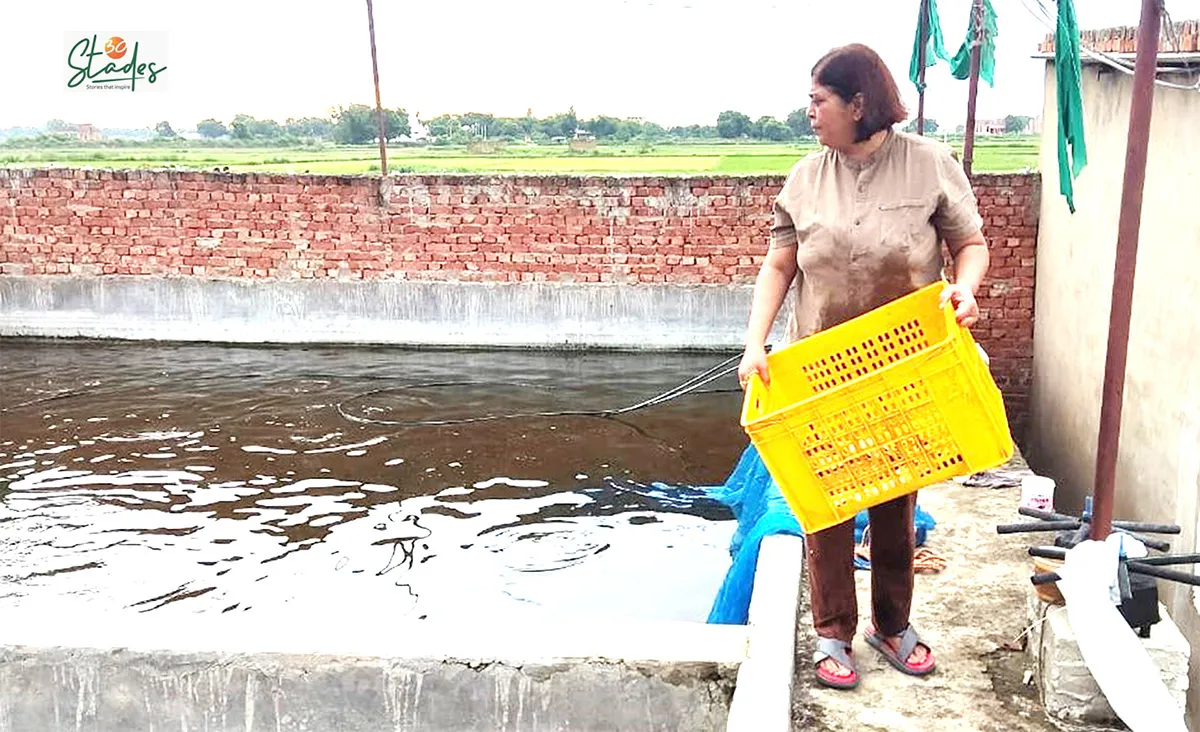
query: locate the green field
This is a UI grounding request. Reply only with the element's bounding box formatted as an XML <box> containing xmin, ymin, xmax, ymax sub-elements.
<box><xmin>0</xmin><ymin>138</ymin><xmax>1038</xmax><ymax>176</ymax></box>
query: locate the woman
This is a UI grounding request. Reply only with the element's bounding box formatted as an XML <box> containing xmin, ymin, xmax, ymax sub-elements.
<box><xmin>737</xmin><ymin>43</ymin><xmax>990</xmax><ymax>690</ymax></box>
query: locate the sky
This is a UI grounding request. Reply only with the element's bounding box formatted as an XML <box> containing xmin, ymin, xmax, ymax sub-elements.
<box><xmin>3</xmin><ymin>0</ymin><xmax>1197</xmax><ymax>132</ymax></box>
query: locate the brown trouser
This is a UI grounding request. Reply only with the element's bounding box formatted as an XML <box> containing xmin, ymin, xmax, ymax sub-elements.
<box><xmin>805</xmin><ymin>492</ymin><xmax>917</xmax><ymax>643</ymax></box>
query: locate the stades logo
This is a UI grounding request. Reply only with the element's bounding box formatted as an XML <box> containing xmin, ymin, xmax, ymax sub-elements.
<box><xmin>64</xmin><ymin>32</ymin><xmax>168</xmax><ymax>92</ymax></box>
<box><xmin>104</xmin><ymin>37</ymin><xmax>128</xmax><ymax>59</ymax></box>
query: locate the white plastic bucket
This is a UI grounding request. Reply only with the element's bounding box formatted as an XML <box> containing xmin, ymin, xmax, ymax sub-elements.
<box><xmin>1020</xmin><ymin>475</ymin><xmax>1056</xmax><ymax>512</ymax></box>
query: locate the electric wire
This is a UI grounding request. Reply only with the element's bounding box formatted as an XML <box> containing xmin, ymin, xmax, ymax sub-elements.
<box><xmin>1015</xmin><ymin>0</ymin><xmax>1199</xmax><ymax>91</ymax></box>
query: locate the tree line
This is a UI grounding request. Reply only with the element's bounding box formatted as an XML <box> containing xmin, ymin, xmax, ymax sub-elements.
<box><xmin>176</xmin><ymin>108</ymin><xmax>1046</xmax><ymax>144</ymax></box>
<box><xmin>159</xmin><ymin>107</ymin><xmax>823</xmax><ymax>145</ymax></box>
<box><xmin>22</xmin><ymin>108</ymin><xmax>1035</xmax><ymax>147</ymax></box>
<box><xmin>179</xmin><ymin>106</ymin><xmax>411</xmax><ymax>145</ymax></box>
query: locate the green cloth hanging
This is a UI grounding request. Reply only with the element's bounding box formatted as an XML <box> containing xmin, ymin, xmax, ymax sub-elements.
<box><xmin>950</xmin><ymin>0</ymin><xmax>998</xmax><ymax>87</ymax></box>
<box><xmin>1054</xmin><ymin>0</ymin><xmax>1088</xmax><ymax>213</ymax></box>
<box><xmin>909</xmin><ymin>0</ymin><xmax>950</xmax><ymax>92</ymax></box>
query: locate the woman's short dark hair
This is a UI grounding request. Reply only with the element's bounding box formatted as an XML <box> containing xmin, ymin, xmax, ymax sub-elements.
<box><xmin>812</xmin><ymin>44</ymin><xmax>907</xmax><ymax>142</ymax></box>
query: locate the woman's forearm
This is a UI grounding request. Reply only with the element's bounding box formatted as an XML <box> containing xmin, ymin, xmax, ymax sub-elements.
<box><xmin>745</xmin><ymin>253</ymin><xmax>797</xmax><ymax>350</ymax></box>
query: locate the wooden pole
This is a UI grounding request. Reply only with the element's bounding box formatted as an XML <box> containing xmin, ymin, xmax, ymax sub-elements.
<box><xmin>1091</xmin><ymin>0</ymin><xmax>1162</xmax><ymax>540</ymax></box>
<box><xmin>962</xmin><ymin>0</ymin><xmax>984</xmax><ymax>175</ymax></box>
<box><xmin>917</xmin><ymin>0</ymin><xmax>929</xmax><ymax>136</ymax></box>
<box><xmin>365</xmin><ymin>0</ymin><xmax>388</xmax><ymax>177</ymax></box>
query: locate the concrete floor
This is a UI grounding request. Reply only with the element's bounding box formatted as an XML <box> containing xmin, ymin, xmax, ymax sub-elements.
<box><xmin>789</xmin><ymin>470</ymin><xmax>1111</xmax><ymax>732</ymax></box>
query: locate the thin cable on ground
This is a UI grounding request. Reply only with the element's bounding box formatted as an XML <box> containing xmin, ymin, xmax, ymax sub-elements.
<box><xmin>1012</xmin><ymin>601</ymin><xmax>1068</xmax><ymax>650</ymax></box>
<box><xmin>335</xmin><ymin>353</ymin><xmax>743</xmax><ymax>428</ymax></box>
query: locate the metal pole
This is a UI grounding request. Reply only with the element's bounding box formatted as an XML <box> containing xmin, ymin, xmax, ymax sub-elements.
<box><xmin>1091</xmin><ymin>0</ymin><xmax>1162</xmax><ymax>541</ymax></box>
<box><xmin>962</xmin><ymin>0</ymin><xmax>984</xmax><ymax>175</ymax></box>
<box><xmin>365</xmin><ymin>0</ymin><xmax>389</xmax><ymax>177</ymax></box>
<box><xmin>917</xmin><ymin>0</ymin><xmax>929</xmax><ymax>136</ymax></box>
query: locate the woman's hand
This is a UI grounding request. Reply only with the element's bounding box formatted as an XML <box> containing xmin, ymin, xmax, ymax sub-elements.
<box><xmin>940</xmin><ymin>283</ymin><xmax>980</xmax><ymax>327</ymax></box>
<box><xmin>738</xmin><ymin>345</ymin><xmax>770</xmax><ymax>389</ymax></box>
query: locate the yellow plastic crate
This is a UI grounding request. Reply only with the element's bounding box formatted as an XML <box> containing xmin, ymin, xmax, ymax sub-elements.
<box><xmin>740</xmin><ymin>282</ymin><xmax>1014</xmax><ymax>534</ymax></box>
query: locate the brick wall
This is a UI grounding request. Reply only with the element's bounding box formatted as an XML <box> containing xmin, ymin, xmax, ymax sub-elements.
<box><xmin>970</xmin><ymin>173</ymin><xmax>1040</xmax><ymax>440</ymax></box>
<box><xmin>0</xmin><ymin>168</ymin><xmax>1038</xmax><ymax>438</ymax></box>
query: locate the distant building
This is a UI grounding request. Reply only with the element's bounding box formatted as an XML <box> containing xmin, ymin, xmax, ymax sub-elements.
<box><xmin>975</xmin><ymin>119</ymin><xmax>1008</xmax><ymax>136</ymax></box>
<box><xmin>408</xmin><ymin>115</ymin><xmax>431</xmax><ymax>142</ymax></box>
<box><xmin>75</xmin><ymin>124</ymin><xmax>103</xmax><ymax>141</ymax></box>
<box><xmin>569</xmin><ymin>131</ymin><xmax>597</xmax><ymax>152</ymax></box>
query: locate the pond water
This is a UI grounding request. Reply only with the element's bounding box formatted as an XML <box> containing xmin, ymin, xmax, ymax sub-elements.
<box><xmin>0</xmin><ymin>341</ymin><xmax>748</xmax><ymax>627</ymax></box>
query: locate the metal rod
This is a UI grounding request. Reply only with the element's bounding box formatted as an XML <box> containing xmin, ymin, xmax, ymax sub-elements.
<box><xmin>365</xmin><ymin>0</ymin><xmax>389</xmax><ymax>177</ymax></box>
<box><xmin>1134</xmin><ymin>553</ymin><xmax>1200</xmax><ymax>566</ymax></box>
<box><xmin>1114</xmin><ymin>529</ymin><xmax>1171</xmax><ymax>552</ymax></box>
<box><xmin>1028</xmin><ymin>534</ymin><xmax>1168</xmax><ymax>561</ymax></box>
<box><xmin>1032</xmin><ymin>564</ymin><xmax>1200</xmax><ymax>588</ymax></box>
<box><xmin>1127</xmin><ymin>562</ymin><xmax>1200</xmax><ymax>586</ymax></box>
<box><xmin>1028</xmin><ymin>546</ymin><xmax>1068</xmax><ymax>560</ymax></box>
<box><xmin>1112</xmin><ymin>521</ymin><xmax>1182</xmax><ymax>534</ymax></box>
<box><xmin>1015</xmin><ymin>507</ymin><xmax>1180</xmax><ymax>535</ymax></box>
<box><xmin>996</xmin><ymin>520</ymin><xmax>1081</xmax><ymax>534</ymax></box>
<box><xmin>917</xmin><ymin>0</ymin><xmax>929</xmax><ymax>136</ymax></box>
<box><xmin>1006</xmin><ymin>515</ymin><xmax>1180</xmax><ymax>545</ymax></box>
<box><xmin>1018</xmin><ymin>507</ymin><xmax>1077</xmax><ymax>522</ymax></box>
<box><xmin>1027</xmin><ymin>548</ymin><xmax>1200</xmax><ymax>588</ymax></box>
<box><xmin>961</xmin><ymin>0</ymin><xmax>984</xmax><ymax>175</ymax></box>
<box><xmin>1091</xmin><ymin>0</ymin><xmax>1161</xmax><ymax>541</ymax></box>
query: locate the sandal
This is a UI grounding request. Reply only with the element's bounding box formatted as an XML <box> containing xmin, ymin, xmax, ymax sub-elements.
<box><xmin>813</xmin><ymin>636</ymin><xmax>859</xmax><ymax>690</ymax></box>
<box><xmin>864</xmin><ymin>624</ymin><xmax>936</xmax><ymax>676</ymax></box>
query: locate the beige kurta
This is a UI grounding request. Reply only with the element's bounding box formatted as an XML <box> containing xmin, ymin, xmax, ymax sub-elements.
<box><xmin>770</xmin><ymin>129</ymin><xmax>983</xmax><ymax>342</ymax></box>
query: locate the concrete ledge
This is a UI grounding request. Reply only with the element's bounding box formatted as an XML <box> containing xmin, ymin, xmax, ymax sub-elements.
<box><xmin>0</xmin><ymin>276</ymin><xmax>762</xmax><ymax>350</ymax></box>
<box><xmin>1027</xmin><ymin>592</ymin><xmax>1191</xmax><ymax>725</ymax></box>
<box><xmin>0</xmin><ymin>611</ymin><xmax>748</xmax><ymax>731</ymax></box>
<box><xmin>0</xmin><ymin>535</ymin><xmax>807</xmax><ymax>732</ymax></box>
<box><xmin>726</xmin><ymin>534</ymin><xmax>806</xmax><ymax>732</ymax></box>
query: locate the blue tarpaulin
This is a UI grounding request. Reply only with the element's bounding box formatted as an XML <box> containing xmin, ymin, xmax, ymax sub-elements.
<box><xmin>705</xmin><ymin>444</ymin><xmax>935</xmax><ymax>625</ymax></box>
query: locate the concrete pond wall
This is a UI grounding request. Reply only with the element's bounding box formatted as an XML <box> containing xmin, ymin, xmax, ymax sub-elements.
<box><xmin>0</xmin><ymin>534</ymin><xmax>805</xmax><ymax>732</ymax></box>
<box><xmin>0</xmin><ymin>615</ymin><xmax>747</xmax><ymax>732</ymax></box>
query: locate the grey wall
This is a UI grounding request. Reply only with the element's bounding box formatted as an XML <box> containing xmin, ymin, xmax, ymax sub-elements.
<box><xmin>0</xmin><ymin>276</ymin><xmax>773</xmax><ymax>350</ymax></box>
<box><xmin>0</xmin><ymin>647</ymin><xmax>735</xmax><ymax>731</ymax></box>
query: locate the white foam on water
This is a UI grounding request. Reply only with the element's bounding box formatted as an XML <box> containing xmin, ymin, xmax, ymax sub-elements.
<box><xmin>472</xmin><ymin>477</ymin><xmax>551</xmax><ymax>490</ymax></box>
<box><xmin>241</xmin><ymin>446</ymin><xmax>297</xmax><ymax>455</ymax></box>
<box><xmin>99</xmin><ymin>431</ymin><xmax>194</xmax><ymax>443</ymax></box>
<box><xmin>303</xmin><ymin>436</ymin><xmax>387</xmax><ymax>455</ymax></box>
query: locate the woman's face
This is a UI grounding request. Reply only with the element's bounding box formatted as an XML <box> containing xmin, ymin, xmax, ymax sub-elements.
<box><xmin>808</xmin><ymin>83</ymin><xmax>860</xmax><ymax>150</ymax></box>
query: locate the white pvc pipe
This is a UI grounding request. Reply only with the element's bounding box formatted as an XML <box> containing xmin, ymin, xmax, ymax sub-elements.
<box><xmin>1056</xmin><ymin>538</ymin><xmax>1188</xmax><ymax>732</ymax></box>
